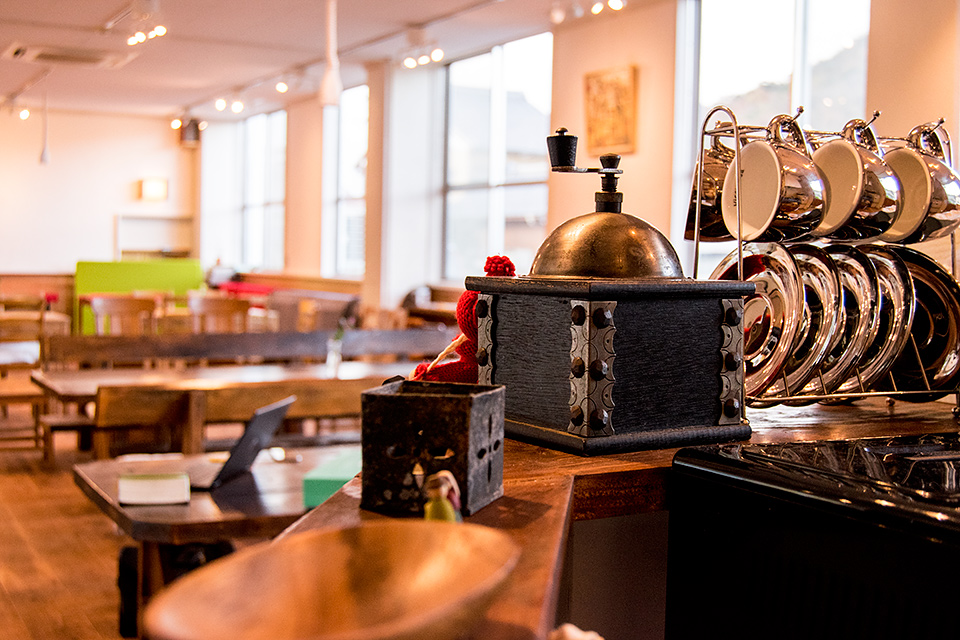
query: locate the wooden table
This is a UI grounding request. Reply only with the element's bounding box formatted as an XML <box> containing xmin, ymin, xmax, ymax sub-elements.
<box><xmin>74</xmin><ymin>446</ymin><xmax>356</xmax><ymax>634</ymax></box>
<box><xmin>271</xmin><ymin>398</ymin><xmax>960</xmax><ymax>640</ymax></box>
<box><xmin>32</xmin><ymin>361</ymin><xmax>412</xmax><ymax>454</ymax></box>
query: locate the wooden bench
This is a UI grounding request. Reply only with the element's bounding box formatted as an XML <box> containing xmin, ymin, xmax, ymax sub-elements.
<box><xmin>40</xmin><ymin>328</ymin><xmax>458</xmax><ymax>461</ymax></box>
<box><xmin>42</xmin><ymin>327</ymin><xmax>458</xmax><ymax>369</ymax></box>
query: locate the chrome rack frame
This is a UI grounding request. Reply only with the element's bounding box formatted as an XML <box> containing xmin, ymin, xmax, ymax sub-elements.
<box><xmin>691</xmin><ymin>106</ymin><xmax>960</xmax><ymax>422</ymax></box>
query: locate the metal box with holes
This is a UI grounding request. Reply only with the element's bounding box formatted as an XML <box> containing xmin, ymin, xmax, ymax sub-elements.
<box><xmin>465</xmin><ymin>276</ymin><xmax>755</xmax><ymax>455</ymax></box>
<box><xmin>359</xmin><ymin>380</ymin><xmax>505</xmax><ymax>517</ymax></box>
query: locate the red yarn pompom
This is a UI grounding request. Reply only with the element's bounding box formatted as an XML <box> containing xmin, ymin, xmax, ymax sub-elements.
<box><xmin>484</xmin><ymin>255</ymin><xmax>516</xmax><ymax>277</ymax></box>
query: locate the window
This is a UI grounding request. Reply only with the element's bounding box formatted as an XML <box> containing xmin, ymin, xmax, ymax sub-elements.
<box><xmin>201</xmin><ymin>110</ymin><xmax>287</xmax><ymax>271</ymax></box>
<box><xmin>686</xmin><ymin>0</ymin><xmax>870</xmax><ymax>275</ymax></box>
<box><xmin>443</xmin><ymin>32</ymin><xmax>553</xmax><ymax>281</ymax></box>
<box><xmin>698</xmin><ymin>0</ymin><xmax>869</xmax><ymax>130</ymax></box>
<box><xmin>321</xmin><ymin>85</ymin><xmax>369</xmax><ymax>278</ymax></box>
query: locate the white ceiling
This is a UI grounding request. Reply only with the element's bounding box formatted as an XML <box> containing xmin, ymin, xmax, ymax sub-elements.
<box><xmin>0</xmin><ymin>0</ymin><xmax>560</xmax><ymax>121</ymax></box>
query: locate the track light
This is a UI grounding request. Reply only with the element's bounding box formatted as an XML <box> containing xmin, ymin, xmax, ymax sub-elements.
<box><xmin>550</xmin><ymin>0</ymin><xmax>622</xmax><ymax>23</ymax></box>
<box><xmin>123</xmin><ymin>0</ymin><xmax>168</xmax><ymax>46</ymax></box>
<box><xmin>400</xmin><ymin>27</ymin><xmax>444</xmax><ymax>70</ymax></box>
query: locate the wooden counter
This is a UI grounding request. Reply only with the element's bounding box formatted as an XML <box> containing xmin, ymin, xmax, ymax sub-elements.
<box><xmin>280</xmin><ymin>398</ymin><xmax>960</xmax><ymax>640</ymax></box>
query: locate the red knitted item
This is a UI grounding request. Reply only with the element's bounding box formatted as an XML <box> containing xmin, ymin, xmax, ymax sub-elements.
<box><xmin>412</xmin><ymin>256</ymin><xmax>514</xmax><ymax>383</ymax></box>
<box><xmin>484</xmin><ymin>255</ymin><xmax>516</xmax><ymax>276</ymax></box>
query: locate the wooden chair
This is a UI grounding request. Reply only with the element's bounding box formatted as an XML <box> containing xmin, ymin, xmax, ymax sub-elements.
<box><xmin>0</xmin><ymin>298</ymin><xmax>48</xmax><ymax>451</ymax></box>
<box><xmin>187</xmin><ymin>294</ymin><xmax>251</xmax><ymax>333</ymax></box>
<box><xmin>41</xmin><ymin>295</ymin><xmax>157</xmax><ymax>464</ymax></box>
<box><xmin>89</xmin><ymin>295</ymin><xmax>158</xmax><ymax>335</ymax></box>
<box><xmin>90</xmin><ymin>386</ymin><xmax>189</xmax><ymax>459</ymax></box>
<box><xmin>400</xmin><ymin>285</ymin><xmax>463</xmax><ymax>328</ymax></box>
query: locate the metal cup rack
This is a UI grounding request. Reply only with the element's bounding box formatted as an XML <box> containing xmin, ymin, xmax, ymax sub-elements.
<box><xmin>690</xmin><ymin>105</ymin><xmax>960</xmax><ymax>419</ymax></box>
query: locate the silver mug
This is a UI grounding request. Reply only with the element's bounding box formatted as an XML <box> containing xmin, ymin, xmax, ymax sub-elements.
<box><xmin>721</xmin><ymin>114</ymin><xmax>825</xmax><ymax>242</ymax></box>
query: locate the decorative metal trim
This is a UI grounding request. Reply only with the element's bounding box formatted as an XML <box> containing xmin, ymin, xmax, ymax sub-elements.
<box><xmin>477</xmin><ymin>293</ymin><xmax>496</xmax><ymax>385</ymax></box>
<box><xmin>718</xmin><ymin>298</ymin><xmax>745</xmax><ymax>425</ymax></box>
<box><xmin>568</xmin><ymin>299</ymin><xmax>616</xmax><ymax>436</ymax></box>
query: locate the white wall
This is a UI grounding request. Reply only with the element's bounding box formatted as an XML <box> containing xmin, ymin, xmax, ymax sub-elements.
<box><xmin>865</xmin><ymin>0</ymin><xmax>960</xmax><ymax>269</ymax></box>
<box><xmin>548</xmin><ymin>0</ymin><xmax>679</xmax><ymax>241</ymax></box>
<box><xmin>0</xmin><ymin>109</ymin><xmax>192</xmax><ymax>273</ymax></box>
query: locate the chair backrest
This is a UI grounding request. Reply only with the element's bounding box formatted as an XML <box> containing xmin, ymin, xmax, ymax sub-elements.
<box><xmin>0</xmin><ymin>313</ymin><xmax>46</xmax><ymax>370</ymax></box>
<box><xmin>0</xmin><ymin>295</ymin><xmax>47</xmax><ymax>312</ymax></box>
<box><xmin>267</xmin><ymin>290</ymin><xmax>360</xmax><ymax>332</ymax></box>
<box><xmin>89</xmin><ymin>295</ymin><xmax>158</xmax><ymax>335</ymax></box>
<box><xmin>202</xmin><ymin>377</ymin><xmax>380</xmax><ymax>423</ymax></box>
<box><xmin>187</xmin><ymin>294</ymin><xmax>251</xmax><ymax>333</ymax></box>
<box><xmin>94</xmin><ymin>385</ymin><xmax>189</xmax><ymax>428</ymax></box>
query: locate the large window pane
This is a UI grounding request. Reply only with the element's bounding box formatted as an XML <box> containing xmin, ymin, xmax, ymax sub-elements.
<box><xmin>444</xmin><ymin>32</ymin><xmax>552</xmax><ymax>281</ymax></box>
<box><xmin>339</xmin><ymin>86</ymin><xmax>368</xmax><ymax>200</ymax></box>
<box><xmin>804</xmin><ymin>0</ymin><xmax>870</xmax><ymax>130</ymax></box>
<box><xmin>698</xmin><ymin>0</ymin><xmax>794</xmax><ymax>127</ymax></box>
<box><xmin>336</xmin><ymin>198</ymin><xmax>366</xmax><ymax>277</ymax></box>
<box><xmin>266</xmin><ymin>111</ymin><xmax>287</xmax><ymax>203</ymax></box>
<box><xmin>446</xmin><ymin>188</ymin><xmax>491</xmax><ymax>280</ymax></box>
<box><xmin>503</xmin><ymin>183</ymin><xmax>548</xmax><ymax>273</ymax></box>
<box><xmin>448</xmin><ymin>54</ymin><xmax>494</xmax><ymax>187</ymax></box>
<box><xmin>201</xmin><ymin>110</ymin><xmax>286</xmax><ymax>272</ymax></box>
<box><xmin>324</xmin><ymin>84</ymin><xmax>369</xmax><ymax>278</ymax></box>
<box><xmin>503</xmin><ymin>34</ymin><xmax>553</xmax><ymax>184</ymax></box>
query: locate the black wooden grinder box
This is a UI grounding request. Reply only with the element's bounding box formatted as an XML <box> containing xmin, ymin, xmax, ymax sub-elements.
<box><xmin>465</xmin><ymin>275</ymin><xmax>755</xmax><ymax>455</ymax></box>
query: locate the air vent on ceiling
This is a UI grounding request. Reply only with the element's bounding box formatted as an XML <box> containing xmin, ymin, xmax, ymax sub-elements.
<box><xmin>2</xmin><ymin>43</ymin><xmax>137</xmax><ymax>69</ymax></box>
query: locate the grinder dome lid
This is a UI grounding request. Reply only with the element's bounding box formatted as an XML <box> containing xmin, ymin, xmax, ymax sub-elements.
<box><xmin>529</xmin><ymin>210</ymin><xmax>684</xmax><ymax>279</ymax></box>
<box><xmin>533</xmin><ymin>127</ymin><xmax>684</xmax><ymax>279</ymax></box>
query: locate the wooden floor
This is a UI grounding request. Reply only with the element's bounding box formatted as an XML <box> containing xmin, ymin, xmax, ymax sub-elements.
<box><xmin>0</xmin><ymin>403</ymin><xmax>359</xmax><ymax>640</ymax></box>
<box><xmin>0</xmin><ymin>406</ymin><xmax>128</xmax><ymax>640</ymax></box>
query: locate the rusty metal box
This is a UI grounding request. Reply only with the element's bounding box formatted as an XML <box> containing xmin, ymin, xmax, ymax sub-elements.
<box><xmin>360</xmin><ymin>380</ymin><xmax>505</xmax><ymax>516</ymax></box>
<box><xmin>465</xmin><ymin>276</ymin><xmax>754</xmax><ymax>455</ymax></box>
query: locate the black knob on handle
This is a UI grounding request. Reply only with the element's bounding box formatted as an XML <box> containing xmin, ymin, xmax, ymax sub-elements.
<box><xmin>547</xmin><ymin>127</ymin><xmax>577</xmax><ymax>168</ymax></box>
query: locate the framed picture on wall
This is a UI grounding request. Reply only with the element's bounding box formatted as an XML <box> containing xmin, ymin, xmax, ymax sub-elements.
<box><xmin>584</xmin><ymin>65</ymin><xmax>638</xmax><ymax>155</ymax></box>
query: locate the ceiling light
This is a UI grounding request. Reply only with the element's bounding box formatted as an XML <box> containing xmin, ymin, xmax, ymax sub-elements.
<box><xmin>607</xmin><ymin>0</ymin><xmax>624</xmax><ymax>9</ymax></box>
<box><xmin>215</xmin><ymin>98</ymin><xmax>227</xmax><ymax>111</ymax></box>
<box><xmin>591</xmin><ymin>2</ymin><xmax>604</xmax><ymax>14</ymax></box>
<box><xmin>550</xmin><ymin>3</ymin><xmax>567</xmax><ymax>23</ymax></box>
<box><xmin>400</xmin><ymin>27</ymin><xmax>445</xmax><ymax>70</ymax></box>
<box><xmin>275</xmin><ymin>80</ymin><xmax>289</xmax><ymax>93</ymax></box>
<box><xmin>19</xmin><ymin>108</ymin><xmax>29</xmax><ymax>120</ymax></box>
<box><xmin>112</xmin><ymin>0</ymin><xmax>167</xmax><ymax>46</ymax></box>
<box><xmin>198</xmin><ymin>120</ymin><xmax>208</xmax><ymax>131</ymax></box>
<box><xmin>170</xmin><ymin>117</ymin><xmax>182</xmax><ymax>129</ymax></box>
<box><xmin>230</xmin><ymin>99</ymin><xmax>244</xmax><ymax>114</ymax></box>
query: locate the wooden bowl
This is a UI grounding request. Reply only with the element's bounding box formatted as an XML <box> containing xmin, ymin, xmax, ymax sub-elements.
<box><xmin>144</xmin><ymin>520</ymin><xmax>520</xmax><ymax>640</ymax></box>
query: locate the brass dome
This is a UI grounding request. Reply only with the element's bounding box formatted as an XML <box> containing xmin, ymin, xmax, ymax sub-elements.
<box><xmin>529</xmin><ymin>211</ymin><xmax>684</xmax><ymax>279</ymax></box>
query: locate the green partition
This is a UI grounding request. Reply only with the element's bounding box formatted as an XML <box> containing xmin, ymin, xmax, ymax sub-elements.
<box><xmin>74</xmin><ymin>260</ymin><xmax>205</xmax><ymax>334</ymax></box>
